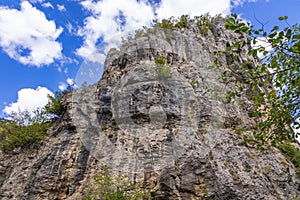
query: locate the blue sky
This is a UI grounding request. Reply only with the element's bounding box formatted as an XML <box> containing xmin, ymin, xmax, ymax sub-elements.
<box><xmin>0</xmin><ymin>0</ymin><xmax>299</xmax><ymax>117</ymax></box>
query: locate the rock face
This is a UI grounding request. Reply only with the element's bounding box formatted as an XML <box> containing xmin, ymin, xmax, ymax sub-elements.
<box><xmin>1</xmin><ymin>18</ymin><xmax>300</xmax><ymax>200</ymax></box>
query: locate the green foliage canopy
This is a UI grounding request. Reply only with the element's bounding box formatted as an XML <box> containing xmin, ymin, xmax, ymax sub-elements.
<box><xmin>225</xmin><ymin>14</ymin><xmax>300</xmax><ymax>147</ymax></box>
<box><xmin>0</xmin><ymin>114</ymin><xmax>49</xmax><ymax>153</ymax></box>
<box><xmin>45</xmin><ymin>91</ymin><xmax>65</xmax><ymax>119</ymax></box>
<box><xmin>0</xmin><ymin>88</ymin><xmax>70</xmax><ymax>153</ymax></box>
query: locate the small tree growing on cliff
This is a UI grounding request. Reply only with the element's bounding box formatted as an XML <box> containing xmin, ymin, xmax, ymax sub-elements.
<box><xmin>45</xmin><ymin>85</ymin><xmax>73</xmax><ymax>120</ymax></box>
<box><xmin>83</xmin><ymin>167</ymin><xmax>150</xmax><ymax>200</ymax></box>
<box><xmin>225</xmin><ymin>14</ymin><xmax>300</xmax><ymax>147</ymax></box>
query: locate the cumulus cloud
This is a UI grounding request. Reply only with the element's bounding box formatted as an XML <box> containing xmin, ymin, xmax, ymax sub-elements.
<box><xmin>3</xmin><ymin>86</ymin><xmax>53</xmax><ymax>116</ymax></box>
<box><xmin>0</xmin><ymin>1</ymin><xmax>63</xmax><ymax>66</ymax></box>
<box><xmin>156</xmin><ymin>0</ymin><xmax>231</xmax><ymax>20</ymax></box>
<box><xmin>77</xmin><ymin>0</ymin><xmax>263</xmax><ymax>64</ymax></box>
<box><xmin>76</xmin><ymin>0</ymin><xmax>155</xmax><ymax>63</ymax></box>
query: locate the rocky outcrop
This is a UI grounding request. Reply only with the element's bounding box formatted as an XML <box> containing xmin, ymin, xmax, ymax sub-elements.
<box><xmin>1</xmin><ymin>18</ymin><xmax>299</xmax><ymax>200</ymax></box>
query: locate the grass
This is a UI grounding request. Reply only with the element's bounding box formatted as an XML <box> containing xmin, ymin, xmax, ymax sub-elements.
<box><xmin>278</xmin><ymin>143</ymin><xmax>300</xmax><ymax>175</ymax></box>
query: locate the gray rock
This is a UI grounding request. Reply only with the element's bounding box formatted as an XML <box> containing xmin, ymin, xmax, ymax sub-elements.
<box><xmin>0</xmin><ymin>18</ymin><xmax>299</xmax><ymax>200</ymax></box>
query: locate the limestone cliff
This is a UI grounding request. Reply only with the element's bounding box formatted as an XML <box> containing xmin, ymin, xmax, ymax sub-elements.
<box><xmin>0</xmin><ymin>17</ymin><xmax>299</xmax><ymax>200</ymax></box>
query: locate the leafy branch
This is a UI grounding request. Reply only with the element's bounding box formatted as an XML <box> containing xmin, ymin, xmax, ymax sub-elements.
<box><xmin>225</xmin><ymin>14</ymin><xmax>300</xmax><ymax>147</ymax></box>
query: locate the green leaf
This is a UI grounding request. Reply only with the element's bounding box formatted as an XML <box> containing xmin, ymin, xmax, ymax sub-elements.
<box><xmin>231</xmin><ymin>13</ymin><xmax>238</xmax><ymax>18</ymax></box>
<box><xmin>226</xmin><ymin>18</ymin><xmax>235</xmax><ymax>24</ymax></box>
<box><xmin>269</xmin><ymin>32</ymin><xmax>277</xmax><ymax>38</ymax></box>
<box><xmin>272</xmin><ymin>26</ymin><xmax>279</xmax><ymax>31</ymax></box>
<box><xmin>278</xmin><ymin>16</ymin><xmax>288</xmax><ymax>21</ymax></box>
<box><xmin>241</xmin><ymin>26</ymin><xmax>249</xmax><ymax>32</ymax></box>
<box><xmin>222</xmin><ymin>14</ymin><xmax>300</xmax><ymax>147</ymax></box>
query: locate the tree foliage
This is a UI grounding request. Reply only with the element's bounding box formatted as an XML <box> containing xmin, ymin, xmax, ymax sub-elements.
<box><xmin>8</xmin><ymin>108</ymin><xmax>48</xmax><ymax>126</ymax></box>
<box><xmin>0</xmin><ymin>87</ymin><xmax>71</xmax><ymax>153</ymax></box>
<box><xmin>0</xmin><ymin>114</ymin><xmax>49</xmax><ymax>153</ymax></box>
<box><xmin>278</xmin><ymin>143</ymin><xmax>300</xmax><ymax>174</ymax></box>
<box><xmin>83</xmin><ymin>167</ymin><xmax>151</xmax><ymax>200</ymax></box>
<box><xmin>45</xmin><ymin>87</ymin><xmax>72</xmax><ymax>119</ymax></box>
<box><xmin>225</xmin><ymin>14</ymin><xmax>300</xmax><ymax>147</ymax></box>
<box><xmin>153</xmin><ymin>14</ymin><xmax>219</xmax><ymax>35</ymax></box>
<box><xmin>45</xmin><ymin>91</ymin><xmax>64</xmax><ymax>119</ymax></box>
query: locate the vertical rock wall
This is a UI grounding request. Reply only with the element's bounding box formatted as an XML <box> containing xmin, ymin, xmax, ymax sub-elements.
<box><xmin>0</xmin><ymin>18</ymin><xmax>299</xmax><ymax>200</ymax></box>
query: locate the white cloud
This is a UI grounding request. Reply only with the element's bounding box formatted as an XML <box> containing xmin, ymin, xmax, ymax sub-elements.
<box><xmin>156</xmin><ymin>0</ymin><xmax>270</xmax><ymax>20</ymax></box>
<box><xmin>29</xmin><ymin>0</ymin><xmax>44</xmax><ymax>3</ymax></box>
<box><xmin>231</xmin><ymin>0</ymin><xmax>257</xmax><ymax>7</ymax></box>
<box><xmin>0</xmin><ymin>1</ymin><xmax>63</xmax><ymax>66</ymax></box>
<box><xmin>251</xmin><ymin>37</ymin><xmax>273</xmax><ymax>59</ymax></box>
<box><xmin>77</xmin><ymin>0</ymin><xmax>263</xmax><ymax>64</ymax></box>
<box><xmin>156</xmin><ymin>0</ymin><xmax>231</xmax><ymax>20</ymax></box>
<box><xmin>59</xmin><ymin>78</ymin><xmax>75</xmax><ymax>91</ymax></box>
<box><xmin>231</xmin><ymin>0</ymin><xmax>271</xmax><ymax>7</ymax></box>
<box><xmin>67</xmin><ymin>78</ymin><xmax>74</xmax><ymax>86</ymax></box>
<box><xmin>66</xmin><ymin>21</ymin><xmax>77</xmax><ymax>35</ymax></box>
<box><xmin>3</xmin><ymin>86</ymin><xmax>53</xmax><ymax>116</ymax></box>
<box><xmin>77</xmin><ymin>0</ymin><xmax>155</xmax><ymax>63</ymax></box>
<box><xmin>42</xmin><ymin>2</ymin><xmax>54</xmax><ymax>9</ymax></box>
<box><xmin>59</xmin><ymin>82</ymin><xmax>67</xmax><ymax>91</ymax></box>
<box><xmin>57</xmin><ymin>4</ymin><xmax>66</xmax><ymax>12</ymax></box>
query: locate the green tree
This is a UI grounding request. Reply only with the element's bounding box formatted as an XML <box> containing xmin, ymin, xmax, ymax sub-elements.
<box><xmin>8</xmin><ymin>108</ymin><xmax>48</xmax><ymax>126</ymax></box>
<box><xmin>0</xmin><ymin>109</ymin><xmax>50</xmax><ymax>153</ymax></box>
<box><xmin>45</xmin><ymin>90</ymin><xmax>67</xmax><ymax>119</ymax></box>
<box><xmin>175</xmin><ymin>15</ymin><xmax>189</xmax><ymax>29</ymax></box>
<box><xmin>225</xmin><ymin>14</ymin><xmax>300</xmax><ymax>147</ymax></box>
<box><xmin>194</xmin><ymin>13</ymin><xmax>217</xmax><ymax>35</ymax></box>
<box><xmin>83</xmin><ymin>167</ymin><xmax>151</xmax><ymax>200</ymax></box>
<box><xmin>153</xmin><ymin>18</ymin><xmax>175</xmax><ymax>29</ymax></box>
<box><xmin>0</xmin><ymin>86</ymin><xmax>72</xmax><ymax>152</ymax></box>
<box><xmin>45</xmin><ymin>84</ymin><xmax>74</xmax><ymax>120</ymax></box>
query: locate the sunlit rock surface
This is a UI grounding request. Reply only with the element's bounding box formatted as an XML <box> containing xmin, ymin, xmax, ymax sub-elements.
<box><xmin>1</xmin><ymin>18</ymin><xmax>299</xmax><ymax>200</ymax></box>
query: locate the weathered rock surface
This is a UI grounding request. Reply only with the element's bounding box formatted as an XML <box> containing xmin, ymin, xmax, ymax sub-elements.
<box><xmin>0</xmin><ymin>18</ymin><xmax>299</xmax><ymax>200</ymax></box>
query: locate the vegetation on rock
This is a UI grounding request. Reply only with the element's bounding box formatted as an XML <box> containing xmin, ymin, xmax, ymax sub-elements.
<box><xmin>83</xmin><ymin>167</ymin><xmax>151</xmax><ymax>200</ymax></box>
<box><xmin>279</xmin><ymin>143</ymin><xmax>300</xmax><ymax>174</ymax></box>
<box><xmin>153</xmin><ymin>13</ymin><xmax>219</xmax><ymax>35</ymax></box>
<box><xmin>224</xmin><ymin>14</ymin><xmax>299</xmax><ymax>147</ymax></box>
<box><xmin>0</xmin><ymin>88</ymin><xmax>71</xmax><ymax>153</ymax></box>
<box><xmin>0</xmin><ymin>111</ymin><xmax>49</xmax><ymax>153</ymax></box>
<box><xmin>155</xmin><ymin>56</ymin><xmax>171</xmax><ymax>79</ymax></box>
<box><xmin>45</xmin><ymin>86</ymin><xmax>73</xmax><ymax>119</ymax></box>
